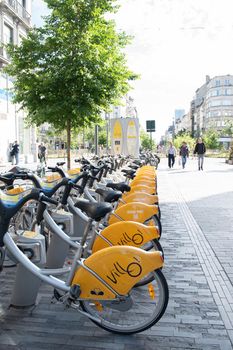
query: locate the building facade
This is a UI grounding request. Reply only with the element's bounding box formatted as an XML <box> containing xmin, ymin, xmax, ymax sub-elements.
<box><xmin>205</xmin><ymin>75</ymin><xmax>233</xmax><ymax>131</ymax></box>
<box><xmin>190</xmin><ymin>75</ymin><xmax>233</xmax><ymax>144</ymax></box>
<box><xmin>0</xmin><ymin>0</ymin><xmax>34</xmax><ymax>162</ymax></box>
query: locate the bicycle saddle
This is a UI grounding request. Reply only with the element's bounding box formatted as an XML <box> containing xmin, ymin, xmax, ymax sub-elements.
<box><xmin>121</xmin><ymin>169</ymin><xmax>136</xmax><ymax>177</ymax></box>
<box><xmin>57</xmin><ymin>162</ymin><xmax>65</xmax><ymax>166</ymax></box>
<box><xmin>0</xmin><ymin>172</ymin><xmax>14</xmax><ymax>180</ymax></box>
<box><xmin>95</xmin><ymin>188</ymin><xmax>122</xmax><ymax>203</ymax></box>
<box><xmin>128</xmin><ymin>164</ymin><xmax>139</xmax><ymax>170</ymax></box>
<box><xmin>74</xmin><ymin>200</ymin><xmax>112</xmax><ymax>221</ymax></box>
<box><xmin>106</xmin><ymin>182</ymin><xmax>131</xmax><ymax>193</ymax></box>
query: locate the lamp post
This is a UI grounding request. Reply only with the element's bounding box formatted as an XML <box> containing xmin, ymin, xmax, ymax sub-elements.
<box><xmin>94</xmin><ymin>124</ymin><xmax>99</xmax><ymax>156</ymax></box>
<box><xmin>105</xmin><ymin>112</ymin><xmax>110</xmax><ymax>154</ymax></box>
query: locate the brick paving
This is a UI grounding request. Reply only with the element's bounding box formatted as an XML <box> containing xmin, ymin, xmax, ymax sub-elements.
<box><xmin>0</xmin><ymin>158</ymin><xmax>233</xmax><ymax>349</ymax></box>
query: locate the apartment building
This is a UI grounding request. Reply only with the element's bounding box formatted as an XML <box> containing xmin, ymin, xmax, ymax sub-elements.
<box><xmin>191</xmin><ymin>75</ymin><xmax>233</xmax><ymax>141</ymax></box>
<box><xmin>0</xmin><ymin>0</ymin><xmax>35</xmax><ymax>162</ymax></box>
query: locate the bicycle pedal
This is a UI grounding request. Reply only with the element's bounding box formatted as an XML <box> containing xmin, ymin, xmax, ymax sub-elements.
<box><xmin>70</xmin><ymin>284</ymin><xmax>81</xmax><ymax>299</ymax></box>
<box><xmin>53</xmin><ymin>288</ymin><xmax>63</xmax><ymax>302</ymax></box>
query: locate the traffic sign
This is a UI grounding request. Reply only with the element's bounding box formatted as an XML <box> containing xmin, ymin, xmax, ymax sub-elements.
<box><xmin>146</xmin><ymin>120</ymin><xmax>156</xmax><ymax>132</ymax></box>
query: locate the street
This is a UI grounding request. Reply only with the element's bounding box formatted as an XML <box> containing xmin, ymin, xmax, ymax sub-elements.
<box><xmin>0</xmin><ymin>157</ymin><xmax>233</xmax><ymax>349</ymax></box>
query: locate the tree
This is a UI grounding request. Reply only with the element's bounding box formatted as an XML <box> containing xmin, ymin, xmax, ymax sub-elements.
<box><xmin>140</xmin><ymin>129</ymin><xmax>155</xmax><ymax>151</ymax></box>
<box><xmin>173</xmin><ymin>133</ymin><xmax>195</xmax><ymax>152</ymax></box>
<box><xmin>203</xmin><ymin>129</ymin><xmax>220</xmax><ymax>150</ymax></box>
<box><xmin>5</xmin><ymin>0</ymin><xmax>137</xmax><ymax>168</ymax></box>
<box><xmin>221</xmin><ymin>120</ymin><xmax>233</xmax><ymax>159</ymax></box>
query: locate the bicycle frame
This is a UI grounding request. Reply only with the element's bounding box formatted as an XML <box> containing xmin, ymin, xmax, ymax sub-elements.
<box><xmin>3</xmin><ymin>224</ymin><xmax>164</xmax><ymax>302</ymax></box>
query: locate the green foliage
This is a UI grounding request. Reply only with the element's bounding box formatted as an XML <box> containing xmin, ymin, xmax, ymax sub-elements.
<box><xmin>173</xmin><ymin>133</ymin><xmax>195</xmax><ymax>151</ymax></box>
<box><xmin>223</xmin><ymin>119</ymin><xmax>233</xmax><ymax>137</ymax></box>
<box><xmin>140</xmin><ymin>129</ymin><xmax>155</xmax><ymax>151</ymax></box>
<box><xmin>229</xmin><ymin>142</ymin><xmax>233</xmax><ymax>160</ymax></box>
<box><xmin>98</xmin><ymin>129</ymin><xmax>107</xmax><ymax>147</ymax></box>
<box><xmin>202</xmin><ymin>129</ymin><xmax>220</xmax><ymax>150</ymax></box>
<box><xmin>5</xmin><ymin>0</ymin><xmax>138</xmax><ymax>165</ymax></box>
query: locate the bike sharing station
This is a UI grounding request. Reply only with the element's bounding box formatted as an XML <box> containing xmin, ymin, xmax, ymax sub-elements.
<box><xmin>0</xmin><ymin>147</ymin><xmax>168</xmax><ymax>335</ymax></box>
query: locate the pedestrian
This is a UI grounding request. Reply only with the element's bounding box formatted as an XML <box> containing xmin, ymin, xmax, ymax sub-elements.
<box><xmin>193</xmin><ymin>137</ymin><xmax>206</xmax><ymax>170</ymax></box>
<box><xmin>167</xmin><ymin>141</ymin><xmax>176</xmax><ymax>168</ymax></box>
<box><xmin>10</xmin><ymin>140</ymin><xmax>19</xmax><ymax>165</ymax></box>
<box><xmin>179</xmin><ymin>142</ymin><xmax>189</xmax><ymax>169</ymax></box>
<box><xmin>38</xmin><ymin>142</ymin><xmax>47</xmax><ymax>165</ymax></box>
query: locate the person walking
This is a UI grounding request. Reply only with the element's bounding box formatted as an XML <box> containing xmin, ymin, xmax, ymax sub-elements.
<box><xmin>38</xmin><ymin>142</ymin><xmax>47</xmax><ymax>165</ymax></box>
<box><xmin>10</xmin><ymin>141</ymin><xmax>19</xmax><ymax>165</ymax></box>
<box><xmin>179</xmin><ymin>142</ymin><xmax>189</xmax><ymax>169</ymax></box>
<box><xmin>167</xmin><ymin>142</ymin><xmax>176</xmax><ymax>168</ymax></box>
<box><xmin>194</xmin><ymin>137</ymin><xmax>206</xmax><ymax>170</ymax></box>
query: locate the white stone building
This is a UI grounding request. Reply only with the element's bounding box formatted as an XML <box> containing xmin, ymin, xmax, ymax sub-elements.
<box><xmin>191</xmin><ymin>75</ymin><xmax>233</xmax><ymax>142</ymax></box>
<box><xmin>0</xmin><ymin>0</ymin><xmax>35</xmax><ymax>163</ymax></box>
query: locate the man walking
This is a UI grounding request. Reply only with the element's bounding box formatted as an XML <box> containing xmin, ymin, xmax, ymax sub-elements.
<box><xmin>38</xmin><ymin>142</ymin><xmax>47</xmax><ymax>165</ymax></box>
<box><xmin>194</xmin><ymin>137</ymin><xmax>206</xmax><ymax>170</ymax></box>
<box><xmin>10</xmin><ymin>141</ymin><xmax>20</xmax><ymax>165</ymax></box>
<box><xmin>167</xmin><ymin>142</ymin><xmax>176</xmax><ymax>168</ymax></box>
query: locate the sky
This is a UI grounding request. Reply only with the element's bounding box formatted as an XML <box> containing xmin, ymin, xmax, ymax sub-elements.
<box><xmin>31</xmin><ymin>0</ymin><xmax>233</xmax><ymax>140</ymax></box>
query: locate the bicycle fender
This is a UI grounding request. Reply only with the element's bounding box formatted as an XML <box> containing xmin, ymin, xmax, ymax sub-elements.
<box><xmin>72</xmin><ymin>246</ymin><xmax>163</xmax><ymax>299</ymax></box>
<box><xmin>108</xmin><ymin>202</ymin><xmax>159</xmax><ymax>225</ymax></box>
<box><xmin>92</xmin><ymin>221</ymin><xmax>159</xmax><ymax>253</ymax></box>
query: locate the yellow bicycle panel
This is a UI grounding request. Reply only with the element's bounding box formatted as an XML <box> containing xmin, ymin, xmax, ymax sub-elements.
<box><xmin>122</xmin><ymin>192</ymin><xmax>159</xmax><ymax>205</ymax></box>
<box><xmin>67</xmin><ymin>168</ymin><xmax>80</xmax><ymax>176</ymax></box>
<box><xmin>108</xmin><ymin>202</ymin><xmax>159</xmax><ymax>225</ymax></box>
<box><xmin>92</xmin><ymin>221</ymin><xmax>159</xmax><ymax>252</ymax></box>
<box><xmin>130</xmin><ymin>180</ymin><xmax>156</xmax><ymax>188</ymax></box>
<box><xmin>44</xmin><ymin>174</ymin><xmax>61</xmax><ymax>183</ymax></box>
<box><xmin>129</xmin><ymin>185</ymin><xmax>156</xmax><ymax>195</ymax></box>
<box><xmin>72</xmin><ymin>246</ymin><xmax>163</xmax><ymax>298</ymax></box>
<box><xmin>6</xmin><ymin>187</ymin><xmax>25</xmax><ymax>195</ymax></box>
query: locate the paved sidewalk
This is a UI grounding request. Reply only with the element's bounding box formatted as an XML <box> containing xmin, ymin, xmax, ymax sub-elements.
<box><xmin>0</xmin><ymin>158</ymin><xmax>233</xmax><ymax>349</ymax></box>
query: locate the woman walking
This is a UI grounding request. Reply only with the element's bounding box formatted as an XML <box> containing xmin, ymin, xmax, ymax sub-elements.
<box><xmin>194</xmin><ymin>137</ymin><xmax>206</xmax><ymax>170</ymax></box>
<box><xmin>167</xmin><ymin>142</ymin><xmax>176</xmax><ymax>168</ymax></box>
<box><xmin>179</xmin><ymin>142</ymin><xmax>189</xmax><ymax>169</ymax></box>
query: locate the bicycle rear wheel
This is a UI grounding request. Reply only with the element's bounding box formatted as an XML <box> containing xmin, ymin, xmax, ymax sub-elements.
<box><xmin>80</xmin><ymin>269</ymin><xmax>169</xmax><ymax>334</ymax></box>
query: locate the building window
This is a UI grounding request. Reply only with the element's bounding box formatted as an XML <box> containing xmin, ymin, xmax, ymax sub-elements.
<box><xmin>4</xmin><ymin>23</ymin><xmax>13</xmax><ymax>44</ymax></box>
<box><xmin>224</xmin><ymin>111</ymin><xmax>232</xmax><ymax>116</ymax></box>
<box><xmin>215</xmin><ymin>80</ymin><xmax>221</xmax><ymax>87</ymax></box>
<box><xmin>210</xmin><ymin>100</ymin><xmax>221</xmax><ymax>107</ymax></box>
<box><xmin>18</xmin><ymin>0</ymin><xmax>26</xmax><ymax>8</ymax></box>
<box><xmin>222</xmin><ymin>99</ymin><xmax>232</xmax><ymax>106</ymax></box>
<box><xmin>225</xmin><ymin>79</ymin><xmax>230</xmax><ymax>86</ymax></box>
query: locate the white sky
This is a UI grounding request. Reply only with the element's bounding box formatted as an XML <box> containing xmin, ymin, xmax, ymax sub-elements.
<box><xmin>32</xmin><ymin>0</ymin><xmax>233</xmax><ymax>140</ymax></box>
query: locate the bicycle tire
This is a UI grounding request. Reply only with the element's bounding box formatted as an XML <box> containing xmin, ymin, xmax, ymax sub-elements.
<box><xmin>80</xmin><ymin>269</ymin><xmax>169</xmax><ymax>334</ymax></box>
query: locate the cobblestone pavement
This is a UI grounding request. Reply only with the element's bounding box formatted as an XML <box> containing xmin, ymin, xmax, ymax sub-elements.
<box><xmin>0</xmin><ymin>157</ymin><xmax>233</xmax><ymax>349</ymax></box>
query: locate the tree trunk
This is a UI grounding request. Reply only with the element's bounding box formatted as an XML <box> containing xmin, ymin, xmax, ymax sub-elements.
<box><xmin>67</xmin><ymin>119</ymin><xmax>71</xmax><ymax>169</ymax></box>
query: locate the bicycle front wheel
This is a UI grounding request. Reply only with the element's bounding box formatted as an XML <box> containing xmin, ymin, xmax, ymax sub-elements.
<box><xmin>144</xmin><ymin>214</ymin><xmax>162</xmax><ymax>238</ymax></box>
<box><xmin>80</xmin><ymin>269</ymin><xmax>169</xmax><ymax>335</ymax></box>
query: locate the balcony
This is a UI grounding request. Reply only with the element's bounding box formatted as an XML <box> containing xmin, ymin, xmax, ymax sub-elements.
<box><xmin>2</xmin><ymin>0</ymin><xmax>31</xmax><ymax>27</ymax></box>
